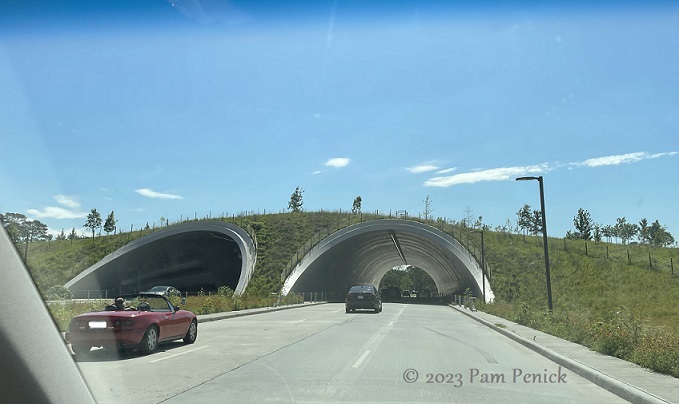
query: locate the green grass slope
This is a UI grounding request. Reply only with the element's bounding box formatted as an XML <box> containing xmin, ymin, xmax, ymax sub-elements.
<box><xmin>17</xmin><ymin>212</ymin><xmax>679</xmax><ymax>376</ymax></box>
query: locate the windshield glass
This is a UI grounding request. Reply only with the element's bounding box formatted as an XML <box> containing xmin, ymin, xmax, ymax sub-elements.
<box><xmin>2</xmin><ymin>1</ymin><xmax>678</xmax><ymax>403</ymax></box>
<box><xmin>349</xmin><ymin>286</ymin><xmax>375</xmax><ymax>293</ymax></box>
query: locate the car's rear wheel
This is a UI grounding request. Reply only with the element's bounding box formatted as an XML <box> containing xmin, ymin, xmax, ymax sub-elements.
<box><xmin>183</xmin><ymin>319</ymin><xmax>197</xmax><ymax>344</ymax></box>
<box><xmin>140</xmin><ymin>325</ymin><xmax>159</xmax><ymax>354</ymax></box>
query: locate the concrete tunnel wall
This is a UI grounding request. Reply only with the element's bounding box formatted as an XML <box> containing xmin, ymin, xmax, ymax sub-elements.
<box><xmin>282</xmin><ymin>220</ymin><xmax>494</xmax><ymax>302</ymax></box>
<box><xmin>65</xmin><ymin>221</ymin><xmax>256</xmax><ymax>297</ymax></box>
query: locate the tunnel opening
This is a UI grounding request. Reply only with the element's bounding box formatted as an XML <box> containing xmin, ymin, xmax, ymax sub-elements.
<box><xmin>115</xmin><ymin>232</ymin><xmax>242</xmax><ymax>295</ymax></box>
<box><xmin>379</xmin><ymin>265</ymin><xmax>453</xmax><ymax>305</ymax></box>
<box><xmin>67</xmin><ymin>229</ymin><xmax>246</xmax><ymax>298</ymax></box>
<box><xmin>283</xmin><ymin>220</ymin><xmax>493</xmax><ymax>303</ymax></box>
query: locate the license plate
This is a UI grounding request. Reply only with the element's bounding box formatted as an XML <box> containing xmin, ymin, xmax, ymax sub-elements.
<box><xmin>89</xmin><ymin>321</ymin><xmax>107</xmax><ymax>329</ymax></box>
<box><xmin>357</xmin><ymin>295</ymin><xmax>363</xmax><ymax>299</ymax></box>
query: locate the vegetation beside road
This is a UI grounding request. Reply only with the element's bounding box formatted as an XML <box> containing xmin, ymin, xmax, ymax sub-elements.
<box><xmin>468</xmin><ymin>229</ymin><xmax>679</xmax><ymax>377</ymax></box>
<box><xmin>12</xmin><ymin>210</ymin><xmax>679</xmax><ymax>377</ymax></box>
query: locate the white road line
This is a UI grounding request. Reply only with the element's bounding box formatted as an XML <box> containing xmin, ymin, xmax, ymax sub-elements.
<box><xmin>150</xmin><ymin>345</ymin><xmax>209</xmax><ymax>363</ymax></box>
<box><xmin>290</xmin><ymin>319</ymin><xmax>306</xmax><ymax>324</ymax></box>
<box><xmin>352</xmin><ymin>350</ymin><xmax>371</xmax><ymax>368</ymax></box>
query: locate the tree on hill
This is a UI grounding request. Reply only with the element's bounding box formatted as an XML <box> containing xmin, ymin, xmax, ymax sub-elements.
<box><xmin>104</xmin><ymin>211</ymin><xmax>117</xmax><ymax>235</ymax></box>
<box><xmin>516</xmin><ymin>204</ymin><xmax>532</xmax><ymax>236</ymax></box>
<box><xmin>462</xmin><ymin>206</ymin><xmax>474</xmax><ymax>228</ymax></box>
<box><xmin>573</xmin><ymin>208</ymin><xmax>594</xmax><ymax>240</ymax></box>
<box><xmin>593</xmin><ymin>224</ymin><xmax>602</xmax><ymax>242</ymax></box>
<box><xmin>423</xmin><ymin>195</ymin><xmax>433</xmax><ymax>220</ymax></box>
<box><xmin>601</xmin><ymin>224</ymin><xmax>614</xmax><ymax>243</ymax></box>
<box><xmin>1</xmin><ymin>212</ymin><xmax>29</xmax><ymax>244</ymax></box>
<box><xmin>352</xmin><ymin>196</ymin><xmax>362</xmax><ymax>214</ymax></box>
<box><xmin>614</xmin><ymin>217</ymin><xmax>638</xmax><ymax>244</ymax></box>
<box><xmin>1</xmin><ymin>212</ymin><xmax>49</xmax><ymax>257</ymax></box>
<box><xmin>529</xmin><ymin>209</ymin><xmax>543</xmax><ymax>235</ymax></box>
<box><xmin>22</xmin><ymin>219</ymin><xmax>49</xmax><ymax>260</ymax></box>
<box><xmin>648</xmin><ymin>220</ymin><xmax>675</xmax><ymax>247</ymax></box>
<box><xmin>638</xmin><ymin>218</ymin><xmax>650</xmax><ymax>244</ymax></box>
<box><xmin>84</xmin><ymin>208</ymin><xmax>102</xmax><ymax>241</ymax></box>
<box><xmin>68</xmin><ymin>227</ymin><xmax>77</xmax><ymax>245</ymax></box>
<box><xmin>288</xmin><ymin>186</ymin><xmax>304</xmax><ymax>212</ymax></box>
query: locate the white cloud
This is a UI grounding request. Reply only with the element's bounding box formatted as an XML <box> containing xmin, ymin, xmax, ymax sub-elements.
<box><xmin>436</xmin><ymin>167</ymin><xmax>457</xmax><ymax>174</ymax></box>
<box><xmin>312</xmin><ymin>170</ymin><xmax>323</xmax><ymax>175</ymax></box>
<box><xmin>424</xmin><ymin>164</ymin><xmax>548</xmax><ymax>187</ymax></box>
<box><xmin>135</xmin><ymin>188</ymin><xmax>183</xmax><ymax>200</ymax></box>
<box><xmin>406</xmin><ymin>164</ymin><xmax>439</xmax><ymax>174</ymax></box>
<box><xmin>573</xmin><ymin>151</ymin><xmax>678</xmax><ymax>168</ymax></box>
<box><xmin>54</xmin><ymin>194</ymin><xmax>81</xmax><ymax>209</ymax></box>
<box><xmin>323</xmin><ymin>157</ymin><xmax>350</xmax><ymax>168</ymax></box>
<box><xmin>26</xmin><ymin>194</ymin><xmax>87</xmax><ymax>219</ymax></box>
<box><xmin>579</xmin><ymin>152</ymin><xmax>646</xmax><ymax>167</ymax></box>
<box><xmin>27</xmin><ymin>206</ymin><xmax>88</xmax><ymax>219</ymax></box>
<box><xmin>422</xmin><ymin>151</ymin><xmax>678</xmax><ymax>188</ymax></box>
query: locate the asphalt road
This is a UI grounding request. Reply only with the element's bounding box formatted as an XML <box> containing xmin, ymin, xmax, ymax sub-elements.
<box><xmin>76</xmin><ymin>303</ymin><xmax>626</xmax><ymax>403</ymax></box>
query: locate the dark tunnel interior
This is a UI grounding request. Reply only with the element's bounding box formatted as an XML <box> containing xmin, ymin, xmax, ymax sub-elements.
<box><xmin>93</xmin><ymin>231</ymin><xmax>242</xmax><ymax>295</ymax></box>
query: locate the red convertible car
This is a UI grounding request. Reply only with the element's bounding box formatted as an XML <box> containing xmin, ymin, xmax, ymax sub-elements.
<box><xmin>65</xmin><ymin>293</ymin><xmax>197</xmax><ymax>356</ymax></box>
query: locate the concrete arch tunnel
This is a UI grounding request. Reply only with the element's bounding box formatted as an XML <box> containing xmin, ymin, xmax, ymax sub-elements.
<box><xmin>65</xmin><ymin>221</ymin><xmax>256</xmax><ymax>298</ymax></box>
<box><xmin>282</xmin><ymin>220</ymin><xmax>494</xmax><ymax>302</ymax></box>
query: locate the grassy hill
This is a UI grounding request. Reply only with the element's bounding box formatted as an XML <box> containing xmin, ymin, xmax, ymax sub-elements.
<box><xmin>17</xmin><ymin>211</ymin><xmax>679</xmax><ymax>377</ymax></box>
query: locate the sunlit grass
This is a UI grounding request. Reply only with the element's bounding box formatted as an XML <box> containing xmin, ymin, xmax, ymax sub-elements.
<box><xmin>22</xmin><ymin>212</ymin><xmax>679</xmax><ymax>376</ymax></box>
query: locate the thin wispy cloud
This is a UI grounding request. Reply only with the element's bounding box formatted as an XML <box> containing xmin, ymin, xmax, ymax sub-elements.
<box><xmin>54</xmin><ymin>194</ymin><xmax>81</xmax><ymax>209</ymax></box>
<box><xmin>406</xmin><ymin>164</ymin><xmax>440</xmax><ymax>174</ymax></box>
<box><xmin>323</xmin><ymin>157</ymin><xmax>350</xmax><ymax>168</ymax></box>
<box><xmin>436</xmin><ymin>167</ymin><xmax>457</xmax><ymax>174</ymax></box>
<box><xmin>135</xmin><ymin>188</ymin><xmax>183</xmax><ymax>200</ymax></box>
<box><xmin>425</xmin><ymin>164</ymin><xmax>549</xmax><ymax>187</ymax></box>
<box><xmin>424</xmin><ymin>151</ymin><xmax>678</xmax><ymax>187</ymax></box>
<box><xmin>27</xmin><ymin>195</ymin><xmax>87</xmax><ymax>219</ymax></box>
<box><xmin>574</xmin><ymin>151</ymin><xmax>678</xmax><ymax>168</ymax></box>
<box><xmin>27</xmin><ymin>206</ymin><xmax>88</xmax><ymax>219</ymax></box>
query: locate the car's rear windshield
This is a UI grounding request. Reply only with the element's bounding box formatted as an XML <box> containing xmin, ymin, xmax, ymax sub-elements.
<box><xmin>349</xmin><ymin>286</ymin><xmax>374</xmax><ymax>293</ymax></box>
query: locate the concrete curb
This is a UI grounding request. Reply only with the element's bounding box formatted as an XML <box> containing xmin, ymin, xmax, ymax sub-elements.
<box><xmin>450</xmin><ymin>305</ymin><xmax>669</xmax><ymax>404</ymax></box>
<box><xmin>197</xmin><ymin>301</ymin><xmax>327</xmax><ymax>323</ymax></box>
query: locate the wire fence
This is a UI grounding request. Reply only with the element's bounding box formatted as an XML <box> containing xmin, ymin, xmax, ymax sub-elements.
<box><xmin>31</xmin><ymin>209</ymin><xmax>677</xmax><ymax>298</ymax></box>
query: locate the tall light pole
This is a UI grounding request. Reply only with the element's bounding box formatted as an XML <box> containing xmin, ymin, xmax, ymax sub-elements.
<box><xmin>516</xmin><ymin>175</ymin><xmax>553</xmax><ymax>311</ymax></box>
<box><xmin>474</xmin><ymin>229</ymin><xmax>486</xmax><ymax>303</ymax></box>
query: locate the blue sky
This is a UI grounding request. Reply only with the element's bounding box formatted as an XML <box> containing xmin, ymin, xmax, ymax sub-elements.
<box><xmin>1</xmin><ymin>1</ymin><xmax>678</xmax><ymax>241</ymax></box>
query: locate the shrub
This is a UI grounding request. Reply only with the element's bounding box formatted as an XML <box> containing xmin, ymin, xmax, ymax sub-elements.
<box><xmin>630</xmin><ymin>333</ymin><xmax>679</xmax><ymax>377</ymax></box>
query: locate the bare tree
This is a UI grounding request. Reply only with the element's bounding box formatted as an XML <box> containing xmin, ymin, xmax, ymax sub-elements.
<box><xmin>423</xmin><ymin>195</ymin><xmax>433</xmax><ymax>220</ymax></box>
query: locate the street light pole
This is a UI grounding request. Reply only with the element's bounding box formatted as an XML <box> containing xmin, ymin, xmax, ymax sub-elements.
<box><xmin>516</xmin><ymin>175</ymin><xmax>553</xmax><ymax>311</ymax></box>
<box><xmin>474</xmin><ymin>229</ymin><xmax>485</xmax><ymax>303</ymax></box>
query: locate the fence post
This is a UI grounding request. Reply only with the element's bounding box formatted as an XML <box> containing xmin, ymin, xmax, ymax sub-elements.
<box><xmin>671</xmin><ymin>258</ymin><xmax>674</xmax><ymax>276</ymax></box>
<box><xmin>649</xmin><ymin>254</ymin><xmax>652</xmax><ymax>271</ymax></box>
